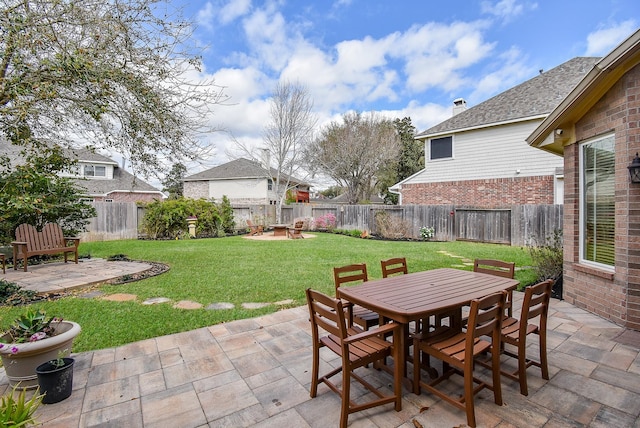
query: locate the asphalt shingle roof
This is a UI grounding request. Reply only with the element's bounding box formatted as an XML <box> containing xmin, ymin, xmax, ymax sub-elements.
<box><xmin>0</xmin><ymin>143</ymin><xmax>161</xmax><ymax>195</ymax></box>
<box><xmin>417</xmin><ymin>57</ymin><xmax>601</xmax><ymax>137</ymax></box>
<box><xmin>184</xmin><ymin>157</ymin><xmax>307</xmax><ymax>185</ymax></box>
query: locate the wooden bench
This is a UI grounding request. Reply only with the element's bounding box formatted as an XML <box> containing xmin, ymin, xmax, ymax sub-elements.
<box><xmin>11</xmin><ymin>223</ymin><xmax>80</xmax><ymax>272</ymax></box>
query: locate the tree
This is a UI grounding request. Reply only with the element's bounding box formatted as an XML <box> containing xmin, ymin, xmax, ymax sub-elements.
<box><xmin>308</xmin><ymin>112</ymin><xmax>400</xmax><ymax>204</ymax></box>
<box><xmin>161</xmin><ymin>163</ymin><xmax>187</xmax><ymax>199</ymax></box>
<box><xmin>376</xmin><ymin>117</ymin><xmax>424</xmax><ymax>204</ymax></box>
<box><xmin>232</xmin><ymin>81</ymin><xmax>316</xmax><ymax>223</ymax></box>
<box><xmin>0</xmin><ymin>145</ymin><xmax>96</xmax><ymax>244</ymax></box>
<box><xmin>0</xmin><ymin>0</ymin><xmax>227</xmax><ymax>178</ymax></box>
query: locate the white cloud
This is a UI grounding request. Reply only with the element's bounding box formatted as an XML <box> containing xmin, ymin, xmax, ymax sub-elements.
<box><xmin>585</xmin><ymin>20</ymin><xmax>637</xmax><ymax>56</ymax></box>
<box><xmin>219</xmin><ymin>0</ymin><xmax>252</xmax><ymax>24</ymax></box>
<box><xmin>398</xmin><ymin>21</ymin><xmax>495</xmax><ymax>93</ymax></box>
<box><xmin>480</xmin><ymin>0</ymin><xmax>537</xmax><ymax>23</ymax></box>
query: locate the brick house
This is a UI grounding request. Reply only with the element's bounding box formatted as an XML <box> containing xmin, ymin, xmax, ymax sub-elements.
<box><xmin>391</xmin><ymin>57</ymin><xmax>601</xmax><ymax>208</ymax></box>
<box><xmin>528</xmin><ymin>29</ymin><xmax>640</xmax><ymax>329</ymax></box>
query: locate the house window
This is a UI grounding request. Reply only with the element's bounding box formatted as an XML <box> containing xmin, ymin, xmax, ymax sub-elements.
<box><xmin>580</xmin><ymin>134</ymin><xmax>615</xmax><ymax>268</ymax></box>
<box><xmin>84</xmin><ymin>165</ymin><xmax>106</xmax><ymax>177</ymax></box>
<box><xmin>268</xmin><ymin>179</ymin><xmax>273</xmax><ymax>190</ymax></box>
<box><xmin>429</xmin><ymin>136</ymin><xmax>452</xmax><ymax>160</ymax></box>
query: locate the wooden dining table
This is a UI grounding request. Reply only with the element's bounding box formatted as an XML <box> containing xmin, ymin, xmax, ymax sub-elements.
<box><xmin>337</xmin><ymin>268</ymin><xmax>519</xmax><ymax>392</ymax></box>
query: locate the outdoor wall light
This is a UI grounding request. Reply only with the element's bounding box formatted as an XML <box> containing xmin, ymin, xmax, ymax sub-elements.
<box><xmin>628</xmin><ymin>153</ymin><xmax>640</xmax><ymax>183</ymax></box>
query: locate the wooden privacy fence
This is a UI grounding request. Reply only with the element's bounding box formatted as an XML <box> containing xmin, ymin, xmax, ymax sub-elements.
<box><xmin>83</xmin><ymin>202</ymin><xmax>563</xmax><ymax>246</ymax></box>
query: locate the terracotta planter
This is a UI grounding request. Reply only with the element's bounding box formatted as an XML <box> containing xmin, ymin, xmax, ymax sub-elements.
<box><xmin>0</xmin><ymin>321</ymin><xmax>81</xmax><ymax>389</ymax></box>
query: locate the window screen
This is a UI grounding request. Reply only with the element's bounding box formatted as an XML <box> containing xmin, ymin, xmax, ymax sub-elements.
<box><xmin>430</xmin><ymin>136</ymin><xmax>452</xmax><ymax>160</ymax></box>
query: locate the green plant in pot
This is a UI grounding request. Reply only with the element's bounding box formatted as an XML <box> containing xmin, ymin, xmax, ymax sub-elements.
<box><xmin>0</xmin><ymin>309</ymin><xmax>81</xmax><ymax>389</ymax></box>
<box><xmin>35</xmin><ymin>350</ymin><xmax>75</xmax><ymax>404</ymax></box>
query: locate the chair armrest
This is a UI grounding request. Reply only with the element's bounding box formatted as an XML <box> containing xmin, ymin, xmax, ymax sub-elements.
<box><xmin>344</xmin><ymin>322</ymin><xmax>399</xmax><ymax>344</ymax></box>
<box><xmin>11</xmin><ymin>241</ymin><xmax>27</xmax><ymax>247</ymax></box>
<box><xmin>65</xmin><ymin>237</ymin><xmax>80</xmax><ymax>248</ymax></box>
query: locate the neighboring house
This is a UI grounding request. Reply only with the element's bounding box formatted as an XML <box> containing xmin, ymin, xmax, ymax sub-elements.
<box><xmin>64</xmin><ymin>149</ymin><xmax>164</xmax><ymax>203</ymax></box>
<box><xmin>183</xmin><ymin>157</ymin><xmax>310</xmax><ymax>205</ymax></box>
<box><xmin>391</xmin><ymin>57</ymin><xmax>601</xmax><ymax>207</ymax></box>
<box><xmin>527</xmin><ymin>29</ymin><xmax>640</xmax><ymax>330</ymax></box>
<box><xmin>0</xmin><ymin>143</ymin><xmax>163</xmax><ymax>203</ymax></box>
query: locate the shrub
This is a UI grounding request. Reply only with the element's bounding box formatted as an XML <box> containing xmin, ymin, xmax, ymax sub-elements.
<box><xmin>529</xmin><ymin>229</ymin><xmax>563</xmax><ymax>282</ymax></box>
<box><xmin>140</xmin><ymin>197</ymin><xmax>235</xmax><ymax>239</ymax></box>
<box><xmin>374</xmin><ymin>211</ymin><xmax>410</xmax><ymax>239</ymax></box>
<box><xmin>0</xmin><ymin>279</ymin><xmax>37</xmax><ymax>306</ymax></box>
<box><xmin>315</xmin><ymin>212</ymin><xmax>337</xmax><ymax>231</ymax></box>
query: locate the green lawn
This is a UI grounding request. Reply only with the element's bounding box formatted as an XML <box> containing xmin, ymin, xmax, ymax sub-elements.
<box><xmin>0</xmin><ymin>233</ymin><xmax>537</xmax><ymax>353</ymax></box>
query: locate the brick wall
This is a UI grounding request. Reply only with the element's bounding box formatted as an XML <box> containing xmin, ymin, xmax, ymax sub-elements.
<box><xmin>564</xmin><ymin>63</ymin><xmax>640</xmax><ymax>330</ymax></box>
<box><xmin>401</xmin><ymin>175</ymin><xmax>555</xmax><ymax>208</ymax></box>
<box><xmin>183</xmin><ymin>181</ymin><xmax>209</xmax><ymax>199</ymax></box>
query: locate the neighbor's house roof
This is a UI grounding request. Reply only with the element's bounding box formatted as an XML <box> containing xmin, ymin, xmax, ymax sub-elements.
<box><xmin>527</xmin><ymin>29</ymin><xmax>640</xmax><ymax>154</ymax></box>
<box><xmin>0</xmin><ymin>143</ymin><xmax>163</xmax><ymax>197</ymax></box>
<box><xmin>183</xmin><ymin>157</ymin><xmax>309</xmax><ymax>186</ymax></box>
<box><xmin>416</xmin><ymin>56</ymin><xmax>601</xmax><ymax>139</ymax></box>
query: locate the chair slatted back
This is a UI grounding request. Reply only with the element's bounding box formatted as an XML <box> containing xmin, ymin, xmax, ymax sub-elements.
<box><xmin>333</xmin><ymin>264</ymin><xmax>368</xmax><ymax>296</ymax></box>
<box><xmin>473</xmin><ymin>259</ymin><xmax>515</xmax><ymax>278</ymax></box>
<box><xmin>42</xmin><ymin>223</ymin><xmax>64</xmax><ymax>250</ymax></box>
<box><xmin>520</xmin><ymin>280</ymin><xmax>553</xmax><ymax>329</ymax></box>
<box><xmin>306</xmin><ymin>288</ymin><xmax>347</xmax><ymax>340</ymax></box>
<box><xmin>467</xmin><ymin>291</ymin><xmax>506</xmax><ymax>342</ymax></box>
<box><xmin>381</xmin><ymin>258</ymin><xmax>408</xmax><ymax>278</ymax></box>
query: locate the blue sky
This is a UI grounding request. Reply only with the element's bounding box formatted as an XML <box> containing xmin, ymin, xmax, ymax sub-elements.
<box><xmin>164</xmin><ymin>0</ymin><xmax>637</xmax><ymax>180</ymax></box>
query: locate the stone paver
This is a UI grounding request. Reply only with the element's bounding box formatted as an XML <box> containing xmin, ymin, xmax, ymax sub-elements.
<box><xmin>173</xmin><ymin>300</ymin><xmax>203</xmax><ymax>309</ymax></box>
<box><xmin>3</xmin><ymin>265</ymin><xmax>640</xmax><ymax>427</ymax></box>
<box><xmin>102</xmin><ymin>293</ymin><xmax>137</xmax><ymax>302</ymax></box>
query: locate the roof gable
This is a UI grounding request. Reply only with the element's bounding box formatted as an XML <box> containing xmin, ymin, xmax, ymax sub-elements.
<box><xmin>184</xmin><ymin>157</ymin><xmax>308</xmax><ymax>185</ymax></box>
<box><xmin>528</xmin><ymin>29</ymin><xmax>640</xmax><ymax>154</ymax></box>
<box><xmin>417</xmin><ymin>57</ymin><xmax>600</xmax><ymax>138</ymax></box>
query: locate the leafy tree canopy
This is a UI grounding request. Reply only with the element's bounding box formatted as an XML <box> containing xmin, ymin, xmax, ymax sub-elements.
<box><xmin>0</xmin><ymin>0</ymin><xmax>227</xmax><ymax>178</ymax></box>
<box><xmin>0</xmin><ymin>145</ymin><xmax>96</xmax><ymax>244</ymax></box>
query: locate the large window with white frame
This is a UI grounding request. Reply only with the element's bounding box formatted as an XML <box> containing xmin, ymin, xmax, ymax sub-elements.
<box><xmin>580</xmin><ymin>133</ymin><xmax>615</xmax><ymax>269</ymax></box>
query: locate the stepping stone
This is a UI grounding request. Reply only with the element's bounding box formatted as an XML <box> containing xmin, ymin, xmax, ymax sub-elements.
<box><xmin>273</xmin><ymin>299</ymin><xmax>294</xmax><ymax>305</ymax></box>
<box><xmin>103</xmin><ymin>293</ymin><xmax>137</xmax><ymax>302</ymax></box>
<box><xmin>242</xmin><ymin>302</ymin><xmax>271</xmax><ymax>309</ymax></box>
<box><xmin>142</xmin><ymin>297</ymin><xmax>171</xmax><ymax>305</ymax></box>
<box><xmin>207</xmin><ymin>302</ymin><xmax>235</xmax><ymax>310</ymax></box>
<box><xmin>78</xmin><ymin>290</ymin><xmax>105</xmax><ymax>299</ymax></box>
<box><xmin>173</xmin><ymin>300</ymin><xmax>203</xmax><ymax>310</ymax></box>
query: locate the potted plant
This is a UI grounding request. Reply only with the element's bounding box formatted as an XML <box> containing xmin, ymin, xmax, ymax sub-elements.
<box><xmin>35</xmin><ymin>352</ymin><xmax>74</xmax><ymax>404</ymax></box>
<box><xmin>0</xmin><ymin>309</ymin><xmax>81</xmax><ymax>389</ymax></box>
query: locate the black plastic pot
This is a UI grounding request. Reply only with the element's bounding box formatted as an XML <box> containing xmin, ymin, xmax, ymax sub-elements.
<box><xmin>35</xmin><ymin>357</ymin><xmax>74</xmax><ymax>404</ymax></box>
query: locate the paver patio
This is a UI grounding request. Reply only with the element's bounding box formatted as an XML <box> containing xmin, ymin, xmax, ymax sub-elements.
<box><xmin>2</xmin><ymin>262</ymin><xmax>640</xmax><ymax>426</ymax></box>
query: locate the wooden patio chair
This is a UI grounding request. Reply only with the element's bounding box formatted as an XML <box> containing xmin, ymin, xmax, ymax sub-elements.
<box><xmin>380</xmin><ymin>257</ymin><xmax>408</xmax><ymax>278</ymax></box>
<box><xmin>474</xmin><ymin>259</ymin><xmax>516</xmax><ymax>317</ymax></box>
<box><xmin>412</xmin><ymin>291</ymin><xmax>506</xmax><ymax>428</ymax></box>
<box><xmin>287</xmin><ymin>220</ymin><xmax>304</xmax><ymax>239</ymax></box>
<box><xmin>306</xmin><ymin>288</ymin><xmax>402</xmax><ymax>428</ymax></box>
<box><xmin>498</xmin><ymin>279</ymin><xmax>553</xmax><ymax>396</ymax></box>
<box><xmin>246</xmin><ymin>219</ymin><xmax>263</xmax><ymax>236</ymax></box>
<box><xmin>333</xmin><ymin>264</ymin><xmax>379</xmax><ymax>330</ymax></box>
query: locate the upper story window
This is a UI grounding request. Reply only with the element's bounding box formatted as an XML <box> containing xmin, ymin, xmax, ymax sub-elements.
<box><xmin>84</xmin><ymin>165</ymin><xmax>106</xmax><ymax>177</ymax></box>
<box><xmin>429</xmin><ymin>136</ymin><xmax>453</xmax><ymax>160</ymax></box>
<box><xmin>580</xmin><ymin>133</ymin><xmax>615</xmax><ymax>269</ymax></box>
<box><xmin>268</xmin><ymin>179</ymin><xmax>273</xmax><ymax>190</ymax></box>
